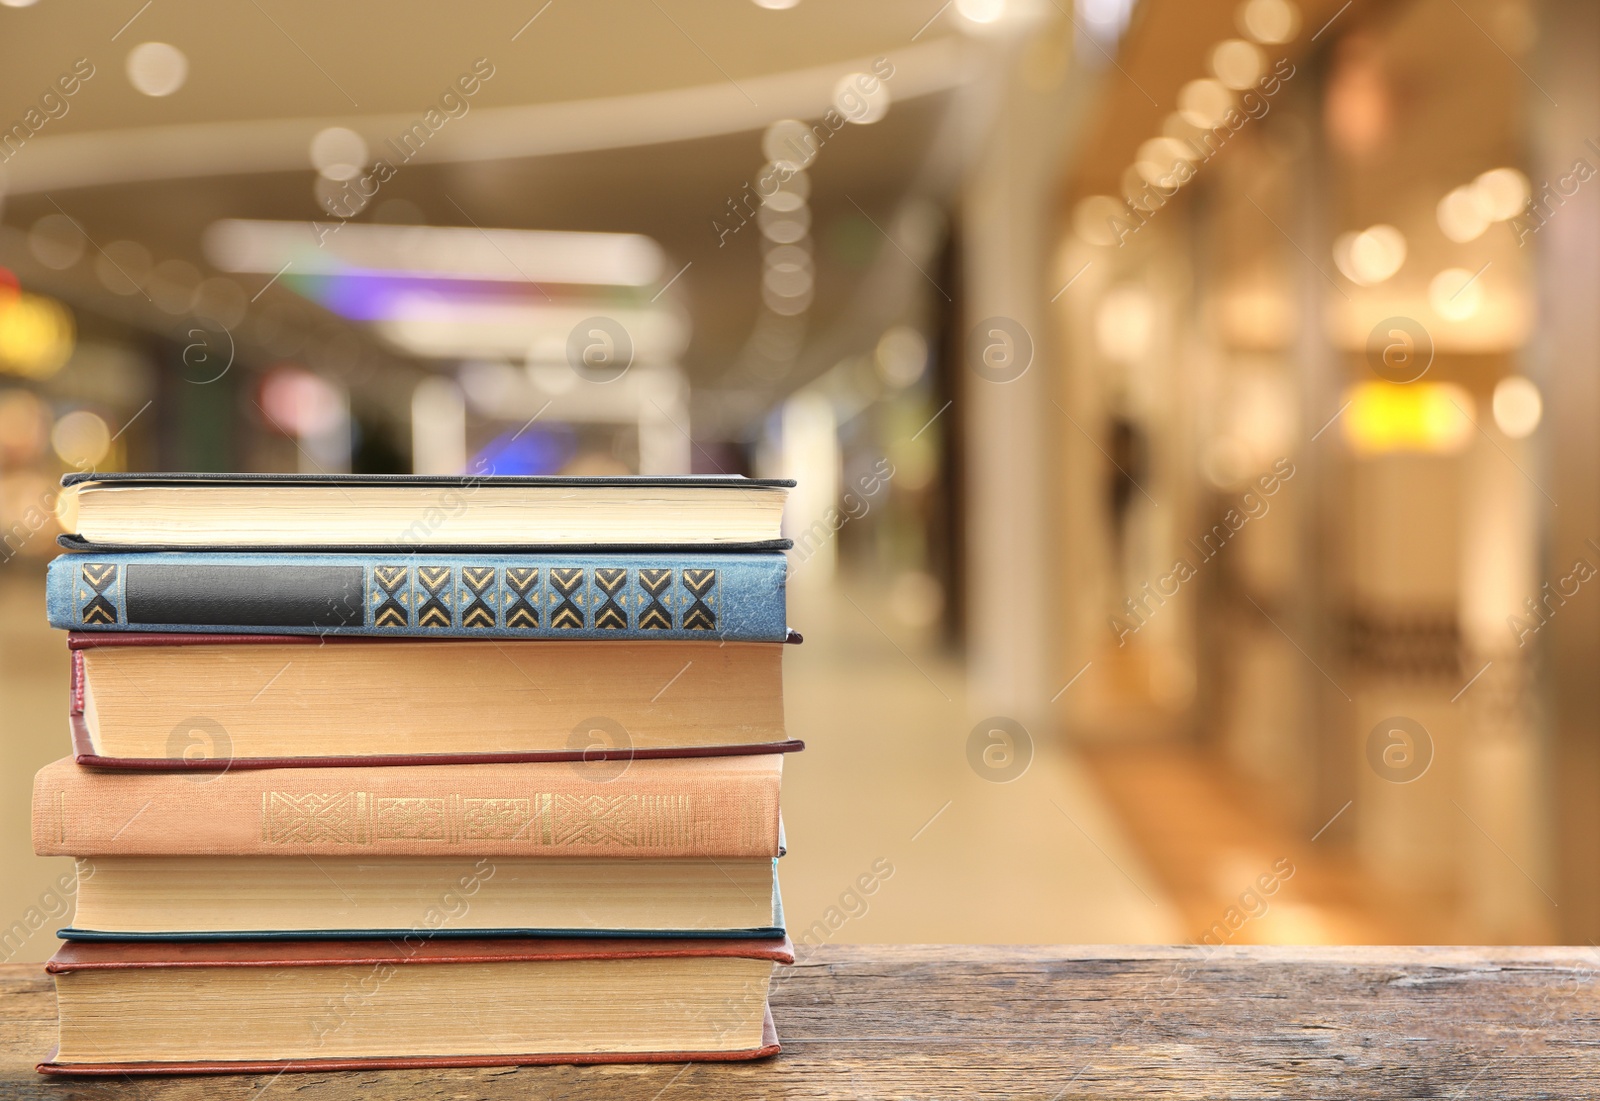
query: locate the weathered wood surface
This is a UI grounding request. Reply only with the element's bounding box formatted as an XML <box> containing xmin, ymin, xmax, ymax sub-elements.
<box><xmin>3</xmin><ymin>945</ymin><xmax>1597</xmax><ymax>1098</ymax></box>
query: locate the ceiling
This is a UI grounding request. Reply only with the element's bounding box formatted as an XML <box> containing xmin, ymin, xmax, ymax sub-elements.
<box><xmin>1</xmin><ymin>1</ymin><xmax>960</xmax><ymax>130</ymax></box>
<box><xmin>1063</xmin><ymin>0</ymin><xmax>1378</xmax><ymax>202</ymax></box>
<box><xmin>0</xmin><ymin>0</ymin><xmax>978</xmax><ymax>428</ymax></box>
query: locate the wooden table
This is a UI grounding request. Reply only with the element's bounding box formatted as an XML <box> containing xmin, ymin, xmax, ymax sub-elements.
<box><xmin>3</xmin><ymin>945</ymin><xmax>1597</xmax><ymax>1098</ymax></box>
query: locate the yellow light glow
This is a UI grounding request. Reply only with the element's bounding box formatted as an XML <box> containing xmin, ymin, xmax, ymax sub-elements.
<box><xmin>1352</xmin><ymin>225</ymin><xmax>1405</xmax><ymax>282</ymax></box>
<box><xmin>1209</xmin><ymin>39</ymin><xmax>1266</xmax><ymax>91</ymax></box>
<box><xmin>1429</xmin><ymin>267</ymin><xmax>1484</xmax><ymax>321</ymax></box>
<box><xmin>1492</xmin><ymin>375</ymin><xmax>1542</xmax><ymax>438</ymax></box>
<box><xmin>1342</xmin><ymin>381</ymin><xmax>1474</xmax><ymax>455</ymax></box>
<box><xmin>0</xmin><ymin>293</ymin><xmax>75</xmax><ymax>379</ymax></box>
<box><xmin>1474</xmin><ymin>168</ymin><xmax>1530</xmax><ymax>222</ymax></box>
<box><xmin>51</xmin><ymin>410</ymin><xmax>112</xmax><ymax>468</ymax></box>
<box><xmin>1073</xmin><ymin>194</ymin><xmax>1129</xmax><ymax>247</ymax></box>
<box><xmin>1135</xmin><ymin>136</ymin><xmax>1194</xmax><ymax>187</ymax></box>
<box><xmin>1333</xmin><ymin>224</ymin><xmax>1406</xmax><ymax>285</ymax></box>
<box><xmin>1437</xmin><ymin>185</ymin><xmax>1490</xmax><ymax>243</ymax></box>
<box><xmin>1178</xmin><ymin>78</ymin><xmax>1233</xmax><ymax>129</ymax></box>
<box><xmin>955</xmin><ymin>0</ymin><xmax>1005</xmax><ymax>23</ymax></box>
<box><xmin>1095</xmin><ymin>284</ymin><xmax>1155</xmax><ymax>362</ymax></box>
<box><xmin>1236</xmin><ymin>0</ymin><xmax>1300</xmax><ymax>44</ymax></box>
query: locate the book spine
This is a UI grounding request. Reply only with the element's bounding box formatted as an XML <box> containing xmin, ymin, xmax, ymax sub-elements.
<box><xmin>34</xmin><ymin>757</ymin><xmax>781</xmax><ymax>859</ymax></box>
<box><xmin>47</xmin><ymin>552</ymin><xmax>787</xmax><ymax>641</ymax></box>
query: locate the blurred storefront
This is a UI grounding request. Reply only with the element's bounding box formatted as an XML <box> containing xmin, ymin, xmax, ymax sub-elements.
<box><xmin>1052</xmin><ymin>0</ymin><xmax>1596</xmax><ymax>942</ymax></box>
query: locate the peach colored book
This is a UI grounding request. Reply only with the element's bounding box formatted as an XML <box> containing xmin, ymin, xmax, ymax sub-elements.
<box><xmin>33</xmin><ymin>754</ymin><xmax>781</xmax><ymax>859</ymax></box>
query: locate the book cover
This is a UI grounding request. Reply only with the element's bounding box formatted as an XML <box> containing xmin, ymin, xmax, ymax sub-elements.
<box><xmin>65</xmin><ymin>632</ymin><xmax>802</xmax><ymax>769</ymax></box>
<box><xmin>61</xmin><ymin>473</ymin><xmax>795</xmax><ymax>488</ymax></box>
<box><xmin>58</xmin><ymin>873</ymin><xmax>787</xmax><ymax>942</ymax></box>
<box><xmin>59</xmin><ymin>472</ymin><xmax>795</xmax><ymax>553</ymax></box>
<box><xmin>39</xmin><ymin>936</ymin><xmax>792</xmax><ymax>1074</ymax></box>
<box><xmin>49</xmin><ymin>551</ymin><xmax>789</xmax><ymax>640</ymax></box>
<box><xmin>66</xmin><ymin>708</ymin><xmax>804</xmax><ymax>771</ymax></box>
<box><xmin>39</xmin><ymin>1011</ymin><xmax>780</xmax><ymax>1075</ymax></box>
<box><xmin>33</xmin><ymin>754</ymin><xmax>783</xmax><ymax>858</ymax></box>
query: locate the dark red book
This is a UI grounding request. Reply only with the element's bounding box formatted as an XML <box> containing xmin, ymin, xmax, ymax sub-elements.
<box><xmin>40</xmin><ymin>936</ymin><xmax>792</xmax><ymax>1074</ymax></box>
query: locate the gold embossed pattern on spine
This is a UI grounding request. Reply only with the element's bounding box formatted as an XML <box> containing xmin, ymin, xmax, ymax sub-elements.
<box><xmin>372</xmin><ymin>566</ymin><xmax>409</xmax><ymax>628</ymax></box>
<box><xmin>79</xmin><ymin>564</ymin><xmax>120</xmax><ymax>625</ymax></box>
<box><xmin>263</xmin><ymin>791</ymin><xmax>698</xmax><ymax>850</ymax></box>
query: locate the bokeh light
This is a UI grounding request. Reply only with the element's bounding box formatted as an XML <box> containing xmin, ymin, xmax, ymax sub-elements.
<box><xmin>832</xmin><ymin>72</ymin><xmax>891</xmax><ymax>125</ymax></box>
<box><xmin>1210</xmin><ymin>39</ymin><xmax>1267</xmax><ymax>90</ymax></box>
<box><xmin>876</xmin><ymin>325</ymin><xmax>928</xmax><ymax>388</ymax></box>
<box><xmin>1178</xmin><ymin>78</ymin><xmax>1234</xmax><ymax>129</ymax></box>
<box><xmin>1333</xmin><ymin>224</ymin><xmax>1406</xmax><ymax>285</ymax></box>
<box><xmin>1437</xmin><ymin>185</ymin><xmax>1491</xmax><ymax>243</ymax></box>
<box><xmin>1492</xmin><ymin>375</ymin><xmax>1542</xmax><ymax>438</ymax></box>
<box><xmin>1237</xmin><ymin>0</ymin><xmax>1300</xmax><ymax>44</ymax></box>
<box><xmin>1429</xmin><ymin>266</ymin><xmax>1485</xmax><ymax>321</ymax></box>
<box><xmin>51</xmin><ymin>410</ymin><xmax>112</xmax><ymax>469</ymax></box>
<box><xmin>1473</xmin><ymin>167</ymin><xmax>1531</xmax><ymax>222</ymax></box>
<box><xmin>126</xmin><ymin>42</ymin><xmax>188</xmax><ymax>97</ymax></box>
<box><xmin>27</xmin><ymin>215</ymin><xmax>85</xmax><ymax>271</ymax></box>
<box><xmin>955</xmin><ymin>0</ymin><xmax>1006</xmax><ymax>25</ymax></box>
<box><xmin>309</xmin><ymin>127</ymin><xmax>368</xmax><ymax>182</ymax></box>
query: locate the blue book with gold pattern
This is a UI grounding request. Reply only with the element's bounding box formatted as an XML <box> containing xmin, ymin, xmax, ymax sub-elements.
<box><xmin>46</xmin><ymin>551</ymin><xmax>789</xmax><ymax>641</ymax></box>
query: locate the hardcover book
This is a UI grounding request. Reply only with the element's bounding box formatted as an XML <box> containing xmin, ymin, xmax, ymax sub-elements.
<box><xmin>33</xmin><ymin>754</ymin><xmax>784</xmax><ymax>859</ymax></box>
<box><xmin>39</xmin><ymin>936</ymin><xmax>793</xmax><ymax>1073</ymax></box>
<box><xmin>47</xmin><ymin>551</ymin><xmax>790</xmax><ymax>641</ymax></box>
<box><xmin>66</xmin><ymin>632</ymin><xmax>801</xmax><ymax>767</ymax></box>
<box><xmin>60</xmin><ymin>856</ymin><xmax>785</xmax><ymax>940</ymax></box>
<box><xmin>58</xmin><ymin>472</ymin><xmax>793</xmax><ymax>551</ymax></box>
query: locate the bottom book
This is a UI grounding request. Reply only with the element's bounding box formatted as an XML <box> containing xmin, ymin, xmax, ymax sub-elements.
<box><xmin>39</xmin><ymin>936</ymin><xmax>792</xmax><ymax>1074</ymax></box>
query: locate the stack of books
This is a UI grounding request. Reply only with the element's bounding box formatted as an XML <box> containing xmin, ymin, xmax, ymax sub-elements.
<box><xmin>31</xmin><ymin>472</ymin><xmax>799</xmax><ymax>1075</ymax></box>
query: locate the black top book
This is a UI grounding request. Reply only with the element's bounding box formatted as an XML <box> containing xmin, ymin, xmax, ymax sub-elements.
<box><xmin>59</xmin><ymin>473</ymin><xmax>793</xmax><ymax>552</ymax></box>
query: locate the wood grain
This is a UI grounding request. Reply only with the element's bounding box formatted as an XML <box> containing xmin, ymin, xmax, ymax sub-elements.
<box><xmin>3</xmin><ymin>944</ymin><xmax>1597</xmax><ymax>1098</ymax></box>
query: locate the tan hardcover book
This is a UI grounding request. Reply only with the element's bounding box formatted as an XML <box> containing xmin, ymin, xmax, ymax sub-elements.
<box><xmin>64</xmin><ymin>855</ymin><xmax>782</xmax><ymax>938</ymax></box>
<box><xmin>40</xmin><ymin>937</ymin><xmax>792</xmax><ymax>1073</ymax></box>
<box><xmin>33</xmin><ymin>754</ymin><xmax>782</xmax><ymax>859</ymax></box>
<box><xmin>60</xmin><ymin>473</ymin><xmax>791</xmax><ymax>549</ymax></box>
<box><xmin>70</xmin><ymin>635</ymin><xmax>791</xmax><ymax>764</ymax></box>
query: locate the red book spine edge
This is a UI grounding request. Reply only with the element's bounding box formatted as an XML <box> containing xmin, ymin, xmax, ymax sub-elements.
<box><xmin>66</xmin><ymin>631</ymin><xmax>803</xmax><ymax>649</ymax></box>
<box><xmin>69</xmin><ymin>649</ymin><xmax>83</xmax><ymax>716</ymax></box>
<box><xmin>47</xmin><ymin>936</ymin><xmax>796</xmax><ymax>971</ymax></box>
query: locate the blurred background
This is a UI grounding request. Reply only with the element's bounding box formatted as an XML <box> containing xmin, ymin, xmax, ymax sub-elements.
<box><xmin>2</xmin><ymin>0</ymin><xmax>1597</xmax><ymax>959</ymax></box>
